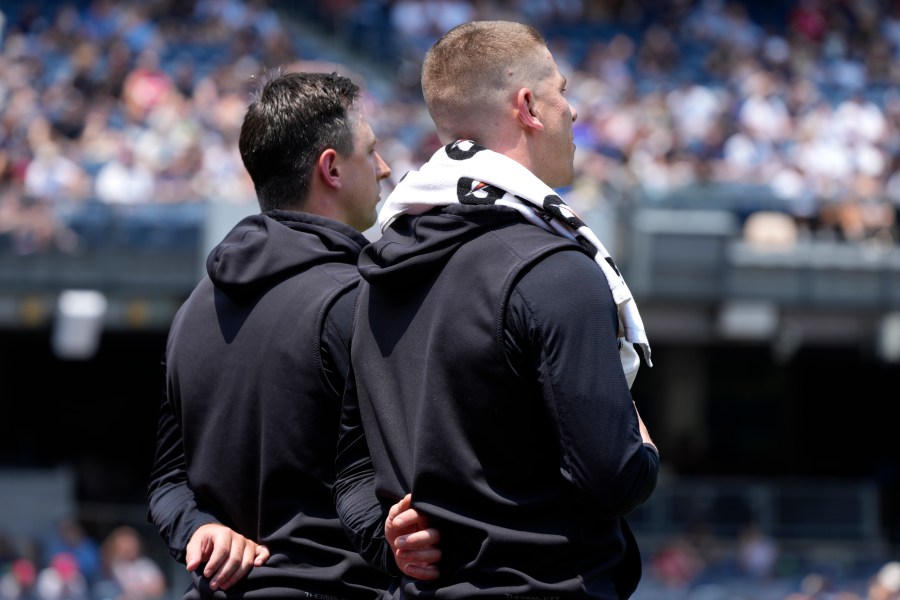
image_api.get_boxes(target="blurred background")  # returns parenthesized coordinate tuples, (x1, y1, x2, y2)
(1, 0, 899, 598)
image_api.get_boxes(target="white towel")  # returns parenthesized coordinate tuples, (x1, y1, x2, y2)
(380, 140, 652, 383)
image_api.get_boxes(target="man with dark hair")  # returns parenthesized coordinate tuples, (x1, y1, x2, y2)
(335, 21, 658, 599)
(148, 69, 439, 600)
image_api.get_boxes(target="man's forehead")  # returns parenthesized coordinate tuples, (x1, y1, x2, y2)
(350, 109, 376, 142)
(531, 46, 563, 82)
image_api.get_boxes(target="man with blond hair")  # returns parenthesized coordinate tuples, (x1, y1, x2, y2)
(335, 21, 659, 599)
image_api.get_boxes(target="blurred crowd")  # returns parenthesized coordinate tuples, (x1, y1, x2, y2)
(639, 519, 900, 599)
(311, 0, 900, 248)
(0, 0, 279, 255)
(1, 516, 898, 600)
(0, 520, 165, 600)
(2, 0, 900, 257)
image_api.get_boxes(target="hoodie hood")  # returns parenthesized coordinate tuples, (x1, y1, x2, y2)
(359, 204, 523, 287)
(207, 210, 370, 301)
(365, 140, 652, 366)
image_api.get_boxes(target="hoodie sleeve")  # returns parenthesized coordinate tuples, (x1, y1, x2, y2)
(328, 288, 401, 577)
(332, 366, 401, 576)
(505, 249, 659, 519)
(147, 354, 220, 563)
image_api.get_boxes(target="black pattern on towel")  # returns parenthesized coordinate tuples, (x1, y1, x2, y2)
(379, 140, 652, 383)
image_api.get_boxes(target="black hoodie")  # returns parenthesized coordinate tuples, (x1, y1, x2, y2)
(149, 210, 392, 599)
(335, 204, 659, 599)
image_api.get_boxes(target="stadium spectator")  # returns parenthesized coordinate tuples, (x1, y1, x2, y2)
(39, 520, 100, 589)
(868, 561, 900, 600)
(94, 139, 155, 205)
(0, 558, 39, 600)
(35, 553, 88, 600)
(735, 521, 780, 580)
(94, 526, 166, 600)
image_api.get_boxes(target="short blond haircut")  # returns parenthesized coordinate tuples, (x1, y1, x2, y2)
(421, 21, 547, 140)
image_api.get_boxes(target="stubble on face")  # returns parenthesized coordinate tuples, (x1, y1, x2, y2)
(531, 50, 576, 189)
(346, 110, 389, 232)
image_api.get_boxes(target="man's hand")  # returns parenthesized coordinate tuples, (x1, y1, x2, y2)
(386, 494, 441, 581)
(185, 523, 270, 591)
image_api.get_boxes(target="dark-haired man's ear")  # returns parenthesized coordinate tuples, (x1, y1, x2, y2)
(517, 88, 543, 131)
(317, 148, 341, 189)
